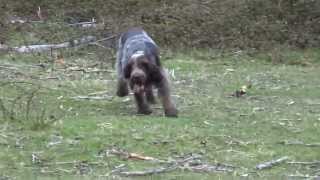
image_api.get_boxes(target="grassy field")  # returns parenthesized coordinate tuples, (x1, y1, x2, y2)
(0, 48, 320, 179)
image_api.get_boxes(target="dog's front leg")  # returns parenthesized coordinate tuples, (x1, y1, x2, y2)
(134, 92, 152, 115)
(157, 70, 178, 117)
(116, 77, 129, 97)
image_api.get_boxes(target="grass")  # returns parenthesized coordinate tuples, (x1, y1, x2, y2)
(1, 48, 320, 179)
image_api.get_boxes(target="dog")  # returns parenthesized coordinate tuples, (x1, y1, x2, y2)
(116, 27, 178, 117)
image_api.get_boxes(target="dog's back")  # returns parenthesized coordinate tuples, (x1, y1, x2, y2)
(117, 28, 160, 73)
(120, 27, 145, 45)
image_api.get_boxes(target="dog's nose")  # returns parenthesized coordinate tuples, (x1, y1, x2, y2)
(133, 85, 144, 94)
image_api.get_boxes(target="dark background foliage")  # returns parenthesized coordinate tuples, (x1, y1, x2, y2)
(1, 0, 319, 49)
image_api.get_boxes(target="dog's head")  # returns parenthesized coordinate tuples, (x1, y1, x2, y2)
(124, 51, 162, 94)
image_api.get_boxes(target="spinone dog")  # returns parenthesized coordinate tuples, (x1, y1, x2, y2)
(116, 28, 178, 117)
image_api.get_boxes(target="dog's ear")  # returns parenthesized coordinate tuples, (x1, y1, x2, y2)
(124, 62, 133, 79)
(145, 62, 162, 83)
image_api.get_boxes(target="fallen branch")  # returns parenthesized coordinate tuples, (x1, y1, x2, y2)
(7, 15, 99, 29)
(0, 36, 96, 53)
(256, 156, 289, 170)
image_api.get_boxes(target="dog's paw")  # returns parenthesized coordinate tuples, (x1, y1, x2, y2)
(116, 89, 129, 97)
(147, 97, 157, 104)
(137, 107, 152, 115)
(165, 108, 178, 117)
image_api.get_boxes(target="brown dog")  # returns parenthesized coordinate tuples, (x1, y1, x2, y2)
(116, 28, 178, 117)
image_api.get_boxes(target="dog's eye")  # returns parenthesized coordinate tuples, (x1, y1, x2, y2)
(142, 62, 149, 68)
(138, 59, 148, 67)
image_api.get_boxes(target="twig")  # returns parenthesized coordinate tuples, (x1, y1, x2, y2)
(39, 167, 73, 174)
(119, 165, 177, 177)
(67, 67, 113, 73)
(68, 22, 97, 28)
(0, 65, 19, 71)
(43, 161, 77, 166)
(55, 168, 73, 174)
(279, 140, 320, 147)
(107, 148, 167, 163)
(287, 174, 319, 178)
(256, 156, 289, 170)
(110, 164, 127, 174)
(111, 151, 234, 177)
(68, 21, 96, 26)
(88, 91, 109, 96)
(39, 77, 60, 80)
(89, 42, 107, 49)
(0, 63, 45, 69)
(0, 133, 8, 138)
(175, 154, 202, 164)
(182, 162, 235, 173)
(88, 35, 118, 49)
(99, 164, 127, 177)
(287, 161, 320, 165)
(7, 15, 99, 30)
(43, 161, 103, 166)
(94, 35, 118, 43)
(71, 95, 113, 101)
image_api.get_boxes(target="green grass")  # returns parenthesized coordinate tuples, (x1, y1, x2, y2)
(1, 49, 320, 179)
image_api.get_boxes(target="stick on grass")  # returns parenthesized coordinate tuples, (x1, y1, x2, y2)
(256, 156, 289, 170)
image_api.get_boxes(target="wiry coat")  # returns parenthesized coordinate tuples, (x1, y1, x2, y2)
(115, 28, 178, 117)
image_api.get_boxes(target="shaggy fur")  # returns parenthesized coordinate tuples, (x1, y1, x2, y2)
(116, 28, 178, 117)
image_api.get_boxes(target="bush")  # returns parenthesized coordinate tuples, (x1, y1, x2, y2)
(2, 0, 320, 49)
